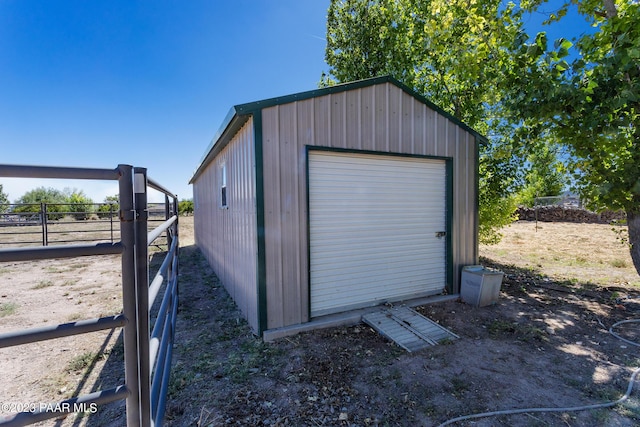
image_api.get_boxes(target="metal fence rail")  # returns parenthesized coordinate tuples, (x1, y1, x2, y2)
(0, 202, 169, 247)
(0, 163, 178, 427)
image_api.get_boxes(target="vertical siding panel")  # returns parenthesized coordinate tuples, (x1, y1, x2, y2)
(431, 107, 439, 156)
(374, 84, 386, 152)
(248, 127, 258, 329)
(443, 119, 449, 157)
(449, 121, 458, 158)
(278, 102, 301, 326)
(213, 157, 219, 272)
(234, 145, 241, 308)
(202, 164, 212, 274)
(387, 85, 403, 153)
(357, 89, 363, 149)
(388, 86, 401, 153)
(343, 92, 349, 149)
(385, 84, 391, 151)
(457, 129, 465, 289)
(218, 152, 228, 296)
(329, 92, 347, 148)
(314, 96, 329, 147)
(461, 131, 470, 271)
(360, 86, 375, 151)
(264, 101, 315, 329)
(241, 133, 249, 313)
(436, 112, 447, 157)
(421, 105, 428, 155)
(346, 89, 360, 149)
(452, 125, 461, 289)
(413, 99, 424, 156)
(243, 129, 257, 329)
(297, 100, 313, 323)
(263, 108, 284, 328)
(426, 107, 436, 155)
(248, 125, 258, 330)
(400, 92, 414, 154)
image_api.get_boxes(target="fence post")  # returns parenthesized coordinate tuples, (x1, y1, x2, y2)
(164, 195, 173, 286)
(173, 195, 179, 304)
(110, 204, 114, 244)
(164, 195, 171, 247)
(118, 165, 142, 426)
(134, 167, 151, 427)
(40, 203, 48, 246)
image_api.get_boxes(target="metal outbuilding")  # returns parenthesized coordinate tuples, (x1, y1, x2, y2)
(189, 76, 480, 337)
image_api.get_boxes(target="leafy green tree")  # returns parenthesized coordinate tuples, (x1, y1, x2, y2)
(14, 187, 67, 219)
(322, 0, 529, 243)
(178, 199, 194, 216)
(64, 189, 94, 220)
(516, 144, 568, 207)
(509, 0, 640, 274)
(97, 195, 119, 218)
(0, 184, 8, 213)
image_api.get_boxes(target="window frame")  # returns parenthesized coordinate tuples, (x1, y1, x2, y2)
(220, 162, 228, 209)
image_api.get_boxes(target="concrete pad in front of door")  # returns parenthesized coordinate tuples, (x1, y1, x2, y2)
(362, 306, 459, 352)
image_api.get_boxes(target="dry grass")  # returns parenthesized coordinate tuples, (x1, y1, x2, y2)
(480, 220, 640, 288)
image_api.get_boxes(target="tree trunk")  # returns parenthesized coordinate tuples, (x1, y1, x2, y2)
(603, 0, 618, 19)
(627, 209, 640, 277)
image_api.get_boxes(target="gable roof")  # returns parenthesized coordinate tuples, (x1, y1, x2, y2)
(190, 75, 485, 183)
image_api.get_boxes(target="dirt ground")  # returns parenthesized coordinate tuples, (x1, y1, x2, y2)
(0, 251, 124, 426)
(2, 218, 640, 426)
(162, 219, 640, 427)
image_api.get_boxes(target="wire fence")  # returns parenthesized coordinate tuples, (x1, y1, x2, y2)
(0, 203, 170, 247)
(534, 195, 582, 208)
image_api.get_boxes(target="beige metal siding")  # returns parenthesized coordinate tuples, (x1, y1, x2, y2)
(261, 82, 478, 329)
(309, 151, 447, 316)
(193, 118, 259, 332)
(262, 105, 309, 329)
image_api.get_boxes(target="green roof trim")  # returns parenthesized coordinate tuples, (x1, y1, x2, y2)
(190, 75, 487, 183)
(189, 107, 250, 183)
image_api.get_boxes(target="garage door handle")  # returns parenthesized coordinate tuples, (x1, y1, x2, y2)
(436, 231, 446, 238)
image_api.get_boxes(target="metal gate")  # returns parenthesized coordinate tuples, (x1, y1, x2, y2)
(0, 164, 179, 427)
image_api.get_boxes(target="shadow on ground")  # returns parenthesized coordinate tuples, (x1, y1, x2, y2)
(67, 249, 171, 427)
(159, 247, 640, 426)
(68, 246, 640, 426)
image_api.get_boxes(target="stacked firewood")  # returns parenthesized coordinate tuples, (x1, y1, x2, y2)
(516, 206, 626, 224)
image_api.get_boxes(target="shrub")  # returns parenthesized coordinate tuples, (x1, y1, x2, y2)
(65, 191, 94, 220)
(178, 199, 194, 216)
(13, 187, 67, 220)
(97, 195, 119, 219)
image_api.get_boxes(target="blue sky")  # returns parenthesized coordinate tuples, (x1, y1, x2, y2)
(0, 1, 592, 203)
(0, 0, 330, 202)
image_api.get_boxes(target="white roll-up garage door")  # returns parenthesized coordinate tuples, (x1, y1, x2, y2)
(309, 151, 447, 317)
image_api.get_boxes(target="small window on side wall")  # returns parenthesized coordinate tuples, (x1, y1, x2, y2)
(220, 162, 228, 209)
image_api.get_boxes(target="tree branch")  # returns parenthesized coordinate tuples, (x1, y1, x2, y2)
(602, 0, 617, 19)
